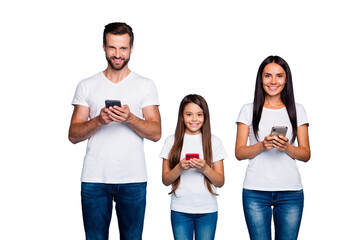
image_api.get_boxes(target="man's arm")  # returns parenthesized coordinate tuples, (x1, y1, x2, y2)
(68, 105, 111, 144)
(108, 104, 161, 142)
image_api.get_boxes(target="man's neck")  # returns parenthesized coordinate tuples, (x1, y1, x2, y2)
(103, 66, 131, 84)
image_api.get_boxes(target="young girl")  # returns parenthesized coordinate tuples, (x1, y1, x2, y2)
(160, 94, 226, 240)
(235, 56, 311, 240)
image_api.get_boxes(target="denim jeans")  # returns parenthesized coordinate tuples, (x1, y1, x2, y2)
(243, 189, 304, 240)
(81, 182, 147, 240)
(171, 210, 218, 240)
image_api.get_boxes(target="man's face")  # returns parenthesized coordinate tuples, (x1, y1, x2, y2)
(103, 33, 133, 71)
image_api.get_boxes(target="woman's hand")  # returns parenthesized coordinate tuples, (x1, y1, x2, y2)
(272, 135, 289, 151)
(263, 134, 289, 151)
(263, 135, 276, 150)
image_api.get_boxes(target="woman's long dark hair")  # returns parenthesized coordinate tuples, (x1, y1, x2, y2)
(252, 56, 297, 144)
(168, 94, 216, 195)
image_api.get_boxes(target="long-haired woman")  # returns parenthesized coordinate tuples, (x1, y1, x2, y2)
(161, 94, 226, 240)
(235, 56, 311, 240)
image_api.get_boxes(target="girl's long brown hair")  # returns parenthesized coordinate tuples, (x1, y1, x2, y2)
(168, 94, 216, 196)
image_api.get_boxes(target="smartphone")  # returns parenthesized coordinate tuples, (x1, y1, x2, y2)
(105, 100, 121, 108)
(271, 126, 288, 136)
(185, 153, 199, 160)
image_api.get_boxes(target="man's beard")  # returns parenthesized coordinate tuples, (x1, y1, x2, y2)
(106, 56, 130, 71)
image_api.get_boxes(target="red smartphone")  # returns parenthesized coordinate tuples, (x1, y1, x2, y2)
(185, 153, 199, 160)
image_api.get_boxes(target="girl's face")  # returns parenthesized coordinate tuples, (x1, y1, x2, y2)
(183, 103, 204, 135)
(262, 63, 287, 97)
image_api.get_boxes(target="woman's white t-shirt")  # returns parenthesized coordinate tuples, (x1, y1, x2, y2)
(160, 133, 226, 214)
(236, 103, 309, 191)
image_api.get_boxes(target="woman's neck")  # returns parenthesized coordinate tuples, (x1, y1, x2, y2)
(263, 95, 285, 109)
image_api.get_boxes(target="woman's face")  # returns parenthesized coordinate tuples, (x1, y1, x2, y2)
(262, 63, 287, 97)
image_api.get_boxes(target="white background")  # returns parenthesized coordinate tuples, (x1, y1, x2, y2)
(1, 0, 359, 239)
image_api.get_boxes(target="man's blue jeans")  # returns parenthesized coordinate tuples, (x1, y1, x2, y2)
(81, 182, 147, 240)
(243, 189, 304, 240)
(171, 210, 218, 240)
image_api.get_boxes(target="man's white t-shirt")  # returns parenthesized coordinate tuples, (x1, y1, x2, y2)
(236, 103, 309, 191)
(160, 133, 227, 214)
(72, 71, 159, 183)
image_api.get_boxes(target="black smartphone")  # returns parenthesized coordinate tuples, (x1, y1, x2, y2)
(271, 126, 288, 136)
(105, 100, 122, 108)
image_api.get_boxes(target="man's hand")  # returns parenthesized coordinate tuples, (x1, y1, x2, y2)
(106, 105, 131, 123)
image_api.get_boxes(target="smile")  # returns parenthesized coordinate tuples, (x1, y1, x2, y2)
(267, 86, 279, 91)
(112, 58, 124, 64)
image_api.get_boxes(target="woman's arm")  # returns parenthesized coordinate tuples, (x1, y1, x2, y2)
(235, 123, 267, 160)
(273, 124, 311, 162)
(162, 158, 190, 186)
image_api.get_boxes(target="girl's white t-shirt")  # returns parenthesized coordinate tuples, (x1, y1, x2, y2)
(236, 103, 309, 191)
(160, 133, 226, 214)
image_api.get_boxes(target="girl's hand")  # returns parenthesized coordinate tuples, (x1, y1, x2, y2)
(188, 158, 208, 172)
(179, 158, 191, 171)
(272, 135, 289, 151)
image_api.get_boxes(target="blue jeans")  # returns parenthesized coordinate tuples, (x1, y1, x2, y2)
(171, 210, 218, 240)
(81, 182, 147, 240)
(243, 189, 304, 240)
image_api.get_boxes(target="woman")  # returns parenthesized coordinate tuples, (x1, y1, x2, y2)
(235, 56, 310, 240)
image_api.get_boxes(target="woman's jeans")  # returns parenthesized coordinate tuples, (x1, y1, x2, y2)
(81, 182, 147, 240)
(171, 210, 218, 240)
(243, 189, 304, 240)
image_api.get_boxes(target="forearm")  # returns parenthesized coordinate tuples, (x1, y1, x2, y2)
(126, 113, 161, 142)
(162, 164, 183, 186)
(68, 116, 102, 144)
(235, 142, 265, 160)
(285, 144, 311, 162)
(202, 166, 224, 187)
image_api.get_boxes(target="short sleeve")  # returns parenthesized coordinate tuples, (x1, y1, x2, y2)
(211, 136, 227, 163)
(236, 103, 253, 126)
(296, 104, 309, 127)
(159, 135, 175, 159)
(71, 80, 89, 107)
(142, 79, 160, 108)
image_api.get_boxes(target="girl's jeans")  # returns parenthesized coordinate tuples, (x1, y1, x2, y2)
(171, 210, 218, 240)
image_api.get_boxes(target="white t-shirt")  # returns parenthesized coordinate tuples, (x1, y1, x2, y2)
(72, 71, 159, 183)
(236, 103, 309, 191)
(160, 133, 227, 214)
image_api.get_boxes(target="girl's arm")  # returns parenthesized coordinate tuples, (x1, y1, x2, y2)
(162, 158, 190, 186)
(189, 159, 225, 188)
(273, 124, 311, 162)
(235, 123, 268, 160)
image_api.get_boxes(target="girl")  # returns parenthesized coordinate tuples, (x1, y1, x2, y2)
(160, 94, 226, 240)
(235, 56, 311, 240)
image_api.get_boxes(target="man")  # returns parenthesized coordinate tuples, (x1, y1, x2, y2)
(69, 22, 161, 240)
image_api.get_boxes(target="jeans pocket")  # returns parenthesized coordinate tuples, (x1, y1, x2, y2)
(289, 189, 304, 196)
(243, 188, 258, 193)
